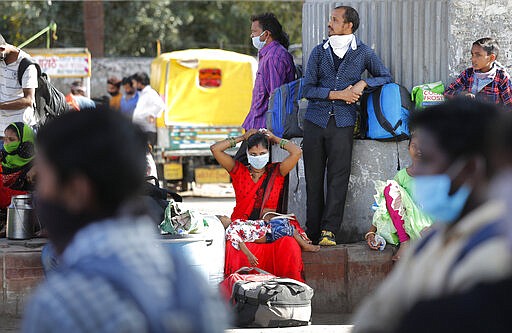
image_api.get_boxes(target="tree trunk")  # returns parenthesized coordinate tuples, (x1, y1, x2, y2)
(83, 0, 104, 57)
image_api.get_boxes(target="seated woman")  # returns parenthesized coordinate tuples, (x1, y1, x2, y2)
(0, 122, 36, 208)
(365, 133, 433, 260)
(211, 129, 311, 281)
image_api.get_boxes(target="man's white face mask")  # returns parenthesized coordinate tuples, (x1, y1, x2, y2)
(0, 50, 6, 61)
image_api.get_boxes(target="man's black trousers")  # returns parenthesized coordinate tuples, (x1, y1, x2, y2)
(303, 118, 354, 243)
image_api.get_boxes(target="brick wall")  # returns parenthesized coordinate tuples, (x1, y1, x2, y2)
(0, 240, 46, 317)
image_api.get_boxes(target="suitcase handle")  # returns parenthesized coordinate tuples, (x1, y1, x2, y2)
(234, 266, 273, 276)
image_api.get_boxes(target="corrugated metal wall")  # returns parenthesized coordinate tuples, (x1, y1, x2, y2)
(302, 0, 450, 90)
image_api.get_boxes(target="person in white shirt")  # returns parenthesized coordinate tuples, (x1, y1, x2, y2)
(131, 72, 165, 147)
(0, 34, 38, 136)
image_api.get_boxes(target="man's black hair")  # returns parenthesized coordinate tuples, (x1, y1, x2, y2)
(132, 72, 150, 86)
(487, 112, 512, 175)
(473, 37, 500, 59)
(0, 34, 6, 46)
(334, 5, 360, 33)
(37, 110, 147, 215)
(247, 132, 269, 150)
(409, 98, 499, 162)
(251, 13, 290, 49)
(122, 76, 133, 86)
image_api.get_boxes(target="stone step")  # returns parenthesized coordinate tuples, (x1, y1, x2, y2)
(303, 242, 394, 313)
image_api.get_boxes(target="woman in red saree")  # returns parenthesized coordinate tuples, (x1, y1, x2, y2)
(211, 129, 309, 282)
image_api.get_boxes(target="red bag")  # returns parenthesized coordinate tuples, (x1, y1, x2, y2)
(220, 267, 276, 301)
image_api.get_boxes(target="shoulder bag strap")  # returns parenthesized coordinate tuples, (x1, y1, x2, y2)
(259, 163, 280, 218)
(17, 58, 41, 86)
(371, 85, 399, 137)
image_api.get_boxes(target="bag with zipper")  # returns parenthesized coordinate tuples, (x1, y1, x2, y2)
(17, 58, 70, 127)
(359, 83, 411, 141)
(266, 78, 306, 139)
(226, 267, 314, 328)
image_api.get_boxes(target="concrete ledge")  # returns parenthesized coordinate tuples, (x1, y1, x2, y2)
(0, 239, 393, 321)
(303, 242, 394, 313)
(0, 239, 47, 317)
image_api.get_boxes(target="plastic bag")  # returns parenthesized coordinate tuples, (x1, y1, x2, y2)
(411, 81, 445, 110)
(159, 201, 208, 235)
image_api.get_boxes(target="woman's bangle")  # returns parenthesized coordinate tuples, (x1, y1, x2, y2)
(279, 139, 289, 149)
(227, 137, 237, 148)
(364, 231, 376, 240)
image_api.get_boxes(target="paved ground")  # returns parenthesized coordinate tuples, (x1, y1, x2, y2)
(180, 196, 236, 216)
(227, 326, 353, 333)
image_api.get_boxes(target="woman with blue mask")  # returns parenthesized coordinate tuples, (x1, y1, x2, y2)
(354, 99, 512, 333)
(211, 129, 312, 281)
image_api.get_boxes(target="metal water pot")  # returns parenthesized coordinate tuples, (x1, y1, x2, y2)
(6, 194, 35, 240)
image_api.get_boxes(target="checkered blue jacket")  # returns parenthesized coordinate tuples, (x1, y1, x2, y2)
(22, 216, 228, 333)
(303, 37, 392, 128)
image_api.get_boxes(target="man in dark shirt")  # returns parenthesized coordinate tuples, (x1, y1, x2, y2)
(303, 6, 392, 245)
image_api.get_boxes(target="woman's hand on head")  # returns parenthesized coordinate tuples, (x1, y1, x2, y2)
(260, 129, 278, 143)
(243, 129, 258, 141)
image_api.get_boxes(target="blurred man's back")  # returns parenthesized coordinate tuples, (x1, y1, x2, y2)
(22, 110, 228, 333)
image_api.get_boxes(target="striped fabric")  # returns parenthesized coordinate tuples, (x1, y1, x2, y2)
(242, 41, 295, 130)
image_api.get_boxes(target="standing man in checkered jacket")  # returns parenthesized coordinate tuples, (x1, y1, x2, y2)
(302, 5, 392, 246)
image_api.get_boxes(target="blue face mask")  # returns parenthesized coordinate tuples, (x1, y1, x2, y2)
(252, 31, 267, 50)
(247, 152, 269, 170)
(413, 171, 471, 225)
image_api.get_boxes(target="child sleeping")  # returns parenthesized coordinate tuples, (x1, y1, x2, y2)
(222, 213, 320, 267)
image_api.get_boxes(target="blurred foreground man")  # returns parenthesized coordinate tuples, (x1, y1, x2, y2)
(22, 111, 228, 333)
(353, 99, 512, 333)
(393, 112, 512, 333)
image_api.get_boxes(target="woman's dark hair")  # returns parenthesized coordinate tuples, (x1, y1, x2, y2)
(409, 98, 499, 162)
(334, 5, 360, 33)
(132, 72, 150, 86)
(251, 13, 290, 49)
(37, 110, 147, 214)
(473, 37, 500, 58)
(247, 132, 269, 150)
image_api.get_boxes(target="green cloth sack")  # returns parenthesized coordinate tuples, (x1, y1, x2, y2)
(411, 81, 445, 110)
(160, 201, 209, 235)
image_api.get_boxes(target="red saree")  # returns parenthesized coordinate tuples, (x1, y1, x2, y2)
(225, 161, 304, 282)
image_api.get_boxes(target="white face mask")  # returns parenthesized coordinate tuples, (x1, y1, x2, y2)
(0, 51, 6, 61)
(247, 152, 269, 170)
(328, 34, 357, 59)
(252, 31, 267, 50)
